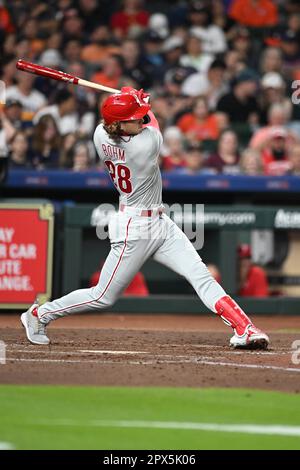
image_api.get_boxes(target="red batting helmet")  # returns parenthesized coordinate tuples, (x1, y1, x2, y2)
(101, 93, 150, 125)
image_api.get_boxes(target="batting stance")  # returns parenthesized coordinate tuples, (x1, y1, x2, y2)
(21, 87, 269, 349)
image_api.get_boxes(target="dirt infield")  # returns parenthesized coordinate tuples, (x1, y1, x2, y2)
(1, 313, 300, 392)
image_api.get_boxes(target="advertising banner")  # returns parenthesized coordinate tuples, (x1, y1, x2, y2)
(0, 203, 54, 309)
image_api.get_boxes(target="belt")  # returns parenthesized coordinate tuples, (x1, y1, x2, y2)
(119, 204, 164, 217)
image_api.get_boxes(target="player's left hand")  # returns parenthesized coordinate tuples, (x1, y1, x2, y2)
(121, 87, 150, 104)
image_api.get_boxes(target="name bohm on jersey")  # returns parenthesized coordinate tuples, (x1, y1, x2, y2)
(101, 144, 126, 162)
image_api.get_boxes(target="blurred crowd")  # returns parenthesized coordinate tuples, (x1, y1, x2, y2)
(1, 0, 300, 176)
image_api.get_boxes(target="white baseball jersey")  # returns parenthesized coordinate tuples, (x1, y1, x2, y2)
(93, 124, 163, 208)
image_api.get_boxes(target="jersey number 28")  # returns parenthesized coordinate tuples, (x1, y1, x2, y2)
(104, 161, 132, 194)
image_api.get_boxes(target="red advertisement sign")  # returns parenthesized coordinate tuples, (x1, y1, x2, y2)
(0, 204, 54, 309)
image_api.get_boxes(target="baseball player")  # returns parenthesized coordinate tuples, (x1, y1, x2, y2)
(21, 87, 269, 349)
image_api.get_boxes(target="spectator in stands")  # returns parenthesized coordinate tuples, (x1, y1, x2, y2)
(6, 71, 47, 117)
(280, 30, 300, 80)
(179, 142, 211, 175)
(91, 55, 124, 91)
(47, 31, 63, 52)
(35, 49, 64, 100)
(239, 148, 263, 175)
(59, 132, 77, 169)
(229, 26, 256, 69)
(250, 103, 296, 150)
(33, 89, 77, 136)
(2, 33, 16, 56)
(179, 33, 214, 73)
(238, 244, 269, 297)
(258, 72, 291, 125)
(161, 36, 185, 76)
(187, 1, 227, 54)
(229, 0, 278, 28)
(119, 39, 150, 89)
(205, 129, 240, 174)
(77, 0, 108, 32)
(61, 7, 84, 43)
(110, 0, 149, 40)
(177, 96, 225, 143)
(161, 126, 186, 172)
(70, 141, 92, 172)
(224, 49, 247, 82)
(0, 105, 16, 159)
(161, 68, 195, 125)
(1, 54, 16, 88)
(261, 127, 292, 176)
(148, 12, 169, 39)
(31, 114, 61, 169)
(15, 37, 32, 61)
(8, 131, 31, 169)
(217, 69, 259, 125)
(181, 58, 228, 110)
(0, 1, 15, 35)
(3, 99, 30, 133)
(142, 30, 164, 70)
(288, 143, 300, 175)
(23, 17, 45, 57)
(81, 26, 120, 67)
(259, 47, 283, 75)
(64, 39, 83, 66)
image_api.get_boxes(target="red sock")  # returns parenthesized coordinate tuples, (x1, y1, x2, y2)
(32, 307, 38, 317)
(215, 295, 252, 335)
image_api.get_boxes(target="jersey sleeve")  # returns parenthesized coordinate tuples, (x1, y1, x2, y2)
(93, 124, 103, 161)
(143, 111, 160, 130)
(144, 125, 163, 157)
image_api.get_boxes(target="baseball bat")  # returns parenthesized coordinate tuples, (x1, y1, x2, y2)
(16, 59, 121, 94)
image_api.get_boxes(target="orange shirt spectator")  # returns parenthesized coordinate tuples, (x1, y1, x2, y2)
(90, 71, 121, 91)
(81, 44, 121, 65)
(177, 113, 219, 140)
(90, 56, 123, 91)
(229, 0, 278, 28)
(177, 96, 220, 141)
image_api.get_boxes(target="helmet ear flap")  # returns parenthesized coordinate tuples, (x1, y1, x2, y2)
(143, 114, 151, 124)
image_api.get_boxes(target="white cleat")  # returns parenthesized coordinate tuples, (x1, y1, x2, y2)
(230, 324, 269, 350)
(21, 304, 50, 345)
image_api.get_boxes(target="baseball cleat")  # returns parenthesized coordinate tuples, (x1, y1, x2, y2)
(230, 324, 269, 350)
(21, 304, 50, 345)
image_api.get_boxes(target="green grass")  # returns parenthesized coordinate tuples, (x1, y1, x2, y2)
(0, 386, 300, 450)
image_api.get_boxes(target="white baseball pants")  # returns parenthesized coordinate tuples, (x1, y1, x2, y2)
(38, 211, 226, 324)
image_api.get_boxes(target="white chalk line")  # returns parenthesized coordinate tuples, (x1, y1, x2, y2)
(7, 347, 286, 357)
(33, 419, 300, 437)
(5, 357, 300, 373)
(0, 441, 14, 450)
(7, 349, 149, 356)
(79, 350, 148, 355)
